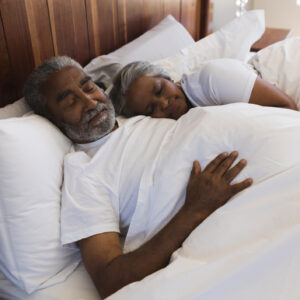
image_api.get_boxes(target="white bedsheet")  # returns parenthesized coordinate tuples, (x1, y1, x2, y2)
(0, 263, 100, 300)
(108, 104, 300, 299)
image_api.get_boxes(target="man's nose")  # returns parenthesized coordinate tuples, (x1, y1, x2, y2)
(80, 91, 98, 111)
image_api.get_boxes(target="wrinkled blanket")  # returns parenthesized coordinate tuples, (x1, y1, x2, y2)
(110, 104, 300, 300)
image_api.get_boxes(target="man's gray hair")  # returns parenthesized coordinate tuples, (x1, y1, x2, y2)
(110, 61, 170, 117)
(24, 56, 83, 117)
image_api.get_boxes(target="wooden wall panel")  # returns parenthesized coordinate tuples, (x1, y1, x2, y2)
(86, 0, 119, 58)
(47, 0, 90, 66)
(0, 14, 16, 107)
(116, 0, 128, 45)
(0, 0, 35, 100)
(119, 0, 144, 43)
(0, 0, 53, 104)
(163, 0, 181, 21)
(119, 0, 182, 45)
(24, 0, 54, 66)
(0, 0, 204, 107)
(181, 0, 201, 40)
(142, 0, 165, 29)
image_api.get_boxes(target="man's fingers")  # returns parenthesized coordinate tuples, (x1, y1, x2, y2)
(214, 151, 238, 175)
(205, 152, 229, 173)
(192, 160, 201, 175)
(224, 158, 247, 182)
(230, 178, 253, 195)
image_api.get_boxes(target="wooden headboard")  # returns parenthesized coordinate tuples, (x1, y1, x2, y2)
(0, 0, 209, 108)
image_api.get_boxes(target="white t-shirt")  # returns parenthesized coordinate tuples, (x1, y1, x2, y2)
(61, 116, 175, 245)
(181, 58, 257, 107)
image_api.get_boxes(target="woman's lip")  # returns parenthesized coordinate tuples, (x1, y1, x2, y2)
(168, 101, 178, 117)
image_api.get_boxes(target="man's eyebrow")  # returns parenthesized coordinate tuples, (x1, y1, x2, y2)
(56, 89, 72, 103)
(80, 76, 92, 86)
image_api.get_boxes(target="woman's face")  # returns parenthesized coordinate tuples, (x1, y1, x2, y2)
(125, 76, 189, 120)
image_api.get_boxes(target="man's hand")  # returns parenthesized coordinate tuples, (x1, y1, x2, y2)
(79, 151, 252, 298)
(184, 151, 252, 219)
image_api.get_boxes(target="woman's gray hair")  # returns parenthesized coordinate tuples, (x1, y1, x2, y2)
(24, 56, 83, 118)
(110, 61, 170, 117)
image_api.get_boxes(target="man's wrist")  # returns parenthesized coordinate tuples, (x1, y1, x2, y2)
(180, 204, 210, 227)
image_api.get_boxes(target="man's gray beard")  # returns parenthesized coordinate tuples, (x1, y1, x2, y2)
(57, 101, 116, 143)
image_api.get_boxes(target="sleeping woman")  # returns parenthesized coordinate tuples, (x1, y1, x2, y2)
(110, 58, 298, 120)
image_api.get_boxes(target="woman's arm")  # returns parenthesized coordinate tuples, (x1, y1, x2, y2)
(249, 77, 298, 110)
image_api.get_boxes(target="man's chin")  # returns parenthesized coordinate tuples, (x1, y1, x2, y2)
(63, 119, 116, 144)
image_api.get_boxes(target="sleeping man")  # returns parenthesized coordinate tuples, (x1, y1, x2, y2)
(24, 56, 300, 299)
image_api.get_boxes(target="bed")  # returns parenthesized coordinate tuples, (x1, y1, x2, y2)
(1, 1, 300, 299)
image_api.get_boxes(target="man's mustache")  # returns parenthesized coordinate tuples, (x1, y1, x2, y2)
(82, 102, 108, 124)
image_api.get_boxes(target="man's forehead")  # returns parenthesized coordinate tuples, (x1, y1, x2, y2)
(50, 66, 85, 84)
(43, 66, 86, 96)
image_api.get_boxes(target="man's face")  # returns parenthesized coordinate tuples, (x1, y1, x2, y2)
(43, 66, 116, 143)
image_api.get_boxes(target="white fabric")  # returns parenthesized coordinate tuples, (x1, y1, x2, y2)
(0, 98, 31, 119)
(61, 116, 175, 245)
(0, 263, 100, 300)
(248, 37, 300, 109)
(181, 59, 257, 107)
(84, 15, 195, 87)
(154, 10, 265, 82)
(0, 115, 80, 294)
(108, 104, 300, 299)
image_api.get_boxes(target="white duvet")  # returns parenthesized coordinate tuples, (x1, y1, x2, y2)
(109, 104, 300, 300)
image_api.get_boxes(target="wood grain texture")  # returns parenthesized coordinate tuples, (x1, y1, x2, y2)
(121, 0, 144, 43)
(181, 0, 201, 40)
(24, 0, 54, 66)
(0, 13, 17, 107)
(0, 0, 204, 107)
(0, 0, 35, 100)
(86, 0, 119, 58)
(47, 0, 90, 66)
(163, 0, 181, 21)
(142, 0, 164, 29)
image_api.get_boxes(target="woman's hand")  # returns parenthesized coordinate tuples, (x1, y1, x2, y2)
(184, 151, 252, 219)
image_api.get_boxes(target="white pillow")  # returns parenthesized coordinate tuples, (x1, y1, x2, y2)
(248, 37, 300, 109)
(84, 15, 195, 88)
(0, 114, 80, 294)
(0, 98, 31, 119)
(153, 10, 265, 82)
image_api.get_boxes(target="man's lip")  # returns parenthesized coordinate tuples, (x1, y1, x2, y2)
(88, 109, 107, 126)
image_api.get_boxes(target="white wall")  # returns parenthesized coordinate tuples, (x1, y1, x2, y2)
(211, 0, 236, 31)
(252, 0, 300, 36)
(211, 0, 254, 31)
(211, 0, 300, 37)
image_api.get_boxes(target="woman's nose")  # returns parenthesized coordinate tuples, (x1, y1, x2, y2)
(155, 97, 169, 110)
